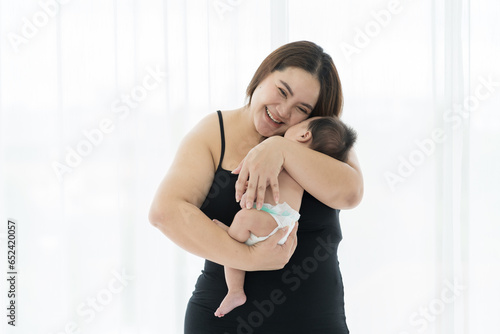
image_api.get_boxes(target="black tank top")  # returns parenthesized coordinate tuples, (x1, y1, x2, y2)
(184, 110, 349, 334)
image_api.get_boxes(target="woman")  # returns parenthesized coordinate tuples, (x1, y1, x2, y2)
(149, 41, 363, 333)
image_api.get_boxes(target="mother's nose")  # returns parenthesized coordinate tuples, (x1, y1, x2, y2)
(276, 103, 292, 119)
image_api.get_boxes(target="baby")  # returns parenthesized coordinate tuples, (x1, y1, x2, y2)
(214, 115, 357, 317)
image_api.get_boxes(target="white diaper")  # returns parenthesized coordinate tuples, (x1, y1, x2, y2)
(244, 202, 300, 246)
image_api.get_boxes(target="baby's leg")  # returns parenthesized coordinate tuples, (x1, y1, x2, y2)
(228, 208, 278, 242)
(212, 217, 247, 317)
(214, 267, 247, 317)
(212, 210, 276, 317)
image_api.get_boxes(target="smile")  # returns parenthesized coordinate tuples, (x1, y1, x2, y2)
(266, 107, 283, 124)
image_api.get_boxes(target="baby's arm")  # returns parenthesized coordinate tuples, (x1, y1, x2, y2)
(271, 170, 303, 212)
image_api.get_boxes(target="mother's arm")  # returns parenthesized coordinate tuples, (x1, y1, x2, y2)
(148, 114, 297, 271)
(234, 136, 363, 210)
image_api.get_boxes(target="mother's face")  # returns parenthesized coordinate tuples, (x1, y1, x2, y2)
(250, 67, 321, 137)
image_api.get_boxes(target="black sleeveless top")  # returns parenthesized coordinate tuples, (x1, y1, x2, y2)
(184, 111, 349, 334)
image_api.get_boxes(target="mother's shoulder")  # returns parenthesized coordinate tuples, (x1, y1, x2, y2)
(194, 109, 238, 130)
(190, 111, 221, 137)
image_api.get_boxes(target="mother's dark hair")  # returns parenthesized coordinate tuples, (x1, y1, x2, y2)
(246, 41, 343, 117)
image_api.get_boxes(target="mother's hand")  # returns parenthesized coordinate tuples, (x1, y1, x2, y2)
(232, 136, 284, 210)
(248, 222, 298, 271)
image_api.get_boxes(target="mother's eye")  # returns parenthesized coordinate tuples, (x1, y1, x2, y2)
(278, 87, 287, 98)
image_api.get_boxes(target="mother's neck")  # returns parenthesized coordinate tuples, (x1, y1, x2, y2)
(236, 105, 267, 144)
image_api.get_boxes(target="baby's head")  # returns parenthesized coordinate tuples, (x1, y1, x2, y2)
(284, 116, 357, 162)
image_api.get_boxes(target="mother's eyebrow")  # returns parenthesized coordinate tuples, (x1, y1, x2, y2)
(301, 102, 314, 111)
(280, 80, 294, 96)
(280, 80, 314, 111)
(280, 80, 293, 96)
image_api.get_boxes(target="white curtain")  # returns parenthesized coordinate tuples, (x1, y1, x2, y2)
(0, 0, 498, 333)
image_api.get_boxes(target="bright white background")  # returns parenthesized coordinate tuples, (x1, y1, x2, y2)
(1, 0, 499, 333)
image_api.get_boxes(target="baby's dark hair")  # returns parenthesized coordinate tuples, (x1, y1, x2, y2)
(307, 116, 357, 162)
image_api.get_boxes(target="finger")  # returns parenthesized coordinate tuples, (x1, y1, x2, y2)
(244, 174, 259, 209)
(231, 160, 243, 175)
(283, 222, 299, 252)
(266, 225, 289, 245)
(235, 165, 249, 203)
(255, 178, 267, 210)
(270, 176, 280, 204)
(213, 219, 229, 231)
(240, 192, 247, 209)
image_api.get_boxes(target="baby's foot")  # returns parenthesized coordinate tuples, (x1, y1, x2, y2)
(214, 290, 247, 317)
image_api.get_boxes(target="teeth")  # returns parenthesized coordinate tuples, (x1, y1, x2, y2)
(266, 107, 281, 124)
